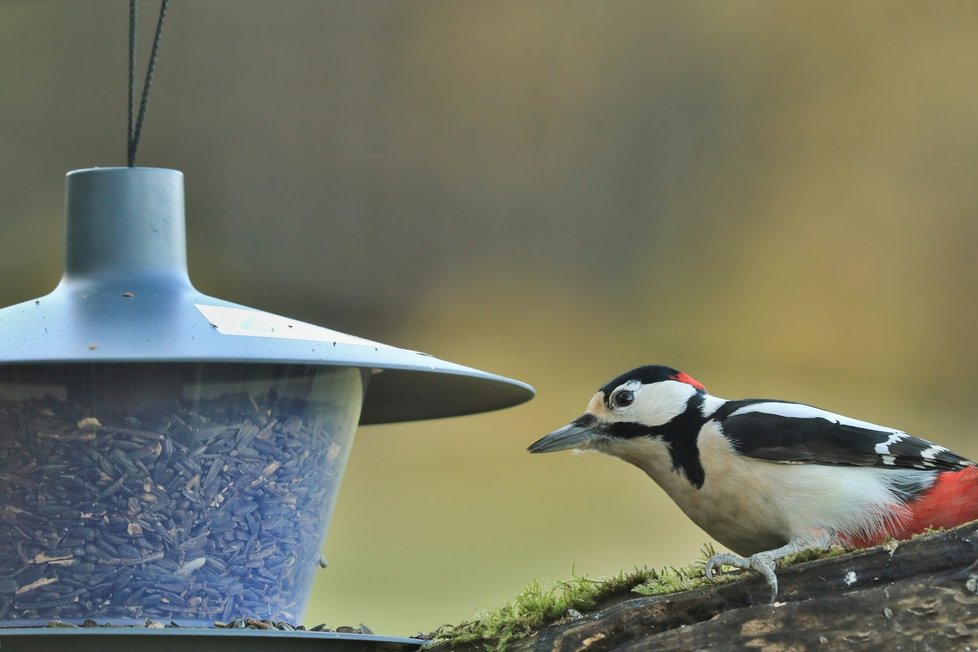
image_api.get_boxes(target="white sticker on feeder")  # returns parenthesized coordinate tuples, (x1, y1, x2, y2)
(195, 304, 395, 348)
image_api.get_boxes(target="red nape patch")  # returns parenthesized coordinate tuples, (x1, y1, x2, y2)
(845, 466, 978, 548)
(672, 372, 706, 392)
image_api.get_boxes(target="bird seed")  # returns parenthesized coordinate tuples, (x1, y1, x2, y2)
(0, 391, 350, 624)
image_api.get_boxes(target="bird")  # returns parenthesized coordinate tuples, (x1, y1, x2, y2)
(527, 364, 978, 600)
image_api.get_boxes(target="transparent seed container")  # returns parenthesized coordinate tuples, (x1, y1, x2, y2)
(0, 167, 533, 630)
(0, 363, 363, 625)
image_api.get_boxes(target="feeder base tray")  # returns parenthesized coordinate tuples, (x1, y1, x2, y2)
(0, 627, 422, 651)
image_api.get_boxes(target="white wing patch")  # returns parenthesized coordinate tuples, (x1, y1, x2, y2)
(920, 444, 949, 460)
(874, 433, 909, 462)
(728, 401, 898, 433)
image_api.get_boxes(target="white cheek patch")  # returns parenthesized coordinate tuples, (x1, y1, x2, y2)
(628, 381, 698, 427)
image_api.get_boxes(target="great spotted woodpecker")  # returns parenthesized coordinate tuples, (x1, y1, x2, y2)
(528, 365, 978, 600)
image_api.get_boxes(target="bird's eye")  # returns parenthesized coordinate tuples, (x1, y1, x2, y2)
(611, 389, 634, 408)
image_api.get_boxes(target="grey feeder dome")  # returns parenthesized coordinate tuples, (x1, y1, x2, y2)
(0, 167, 533, 627)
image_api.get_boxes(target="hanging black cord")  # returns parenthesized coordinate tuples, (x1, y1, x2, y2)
(127, 0, 170, 167)
(127, 0, 136, 166)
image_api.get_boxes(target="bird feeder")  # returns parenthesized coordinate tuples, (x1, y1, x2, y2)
(0, 167, 533, 637)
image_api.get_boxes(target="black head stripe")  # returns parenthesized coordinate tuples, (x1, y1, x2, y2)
(663, 392, 707, 488)
(603, 392, 707, 488)
(605, 421, 658, 439)
(599, 365, 684, 397)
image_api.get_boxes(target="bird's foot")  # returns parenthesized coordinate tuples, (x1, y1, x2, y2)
(705, 551, 779, 601)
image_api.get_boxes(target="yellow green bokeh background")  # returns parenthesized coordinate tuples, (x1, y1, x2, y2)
(3, 0, 978, 636)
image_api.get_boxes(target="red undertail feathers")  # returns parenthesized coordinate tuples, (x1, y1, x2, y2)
(848, 466, 978, 548)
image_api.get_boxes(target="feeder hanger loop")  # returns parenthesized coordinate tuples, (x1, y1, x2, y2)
(127, 0, 170, 167)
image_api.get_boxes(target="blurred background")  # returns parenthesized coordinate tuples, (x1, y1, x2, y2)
(3, 0, 978, 636)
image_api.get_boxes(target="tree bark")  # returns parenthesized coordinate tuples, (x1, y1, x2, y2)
(434, 524, 978, 651)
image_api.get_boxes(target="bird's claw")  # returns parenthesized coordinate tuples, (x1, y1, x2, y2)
(705, 552, 779, 602)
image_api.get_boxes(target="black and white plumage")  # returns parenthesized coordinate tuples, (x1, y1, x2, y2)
(528, 365, 978, 600)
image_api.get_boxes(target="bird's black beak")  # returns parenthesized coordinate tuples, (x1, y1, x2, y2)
(528, 414, 599, 453)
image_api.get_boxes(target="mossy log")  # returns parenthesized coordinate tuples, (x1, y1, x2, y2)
(431, 524, 978, 651)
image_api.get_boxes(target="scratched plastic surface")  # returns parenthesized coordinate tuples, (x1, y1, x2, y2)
(0, 363, 361, 626)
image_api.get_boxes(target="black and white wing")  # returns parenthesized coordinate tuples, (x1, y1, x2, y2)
(712, 399, 974, 471)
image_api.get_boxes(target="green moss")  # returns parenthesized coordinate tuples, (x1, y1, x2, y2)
(425, 542, 876, 649)
(632, 544, 734, 597)
(779, 542, 852, 566)
(426, 546, 740, 650)
(909, 525, 945, 540)
(426, 566, 654, 650)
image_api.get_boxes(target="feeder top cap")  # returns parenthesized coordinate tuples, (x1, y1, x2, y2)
(0, 167, 533, 424)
